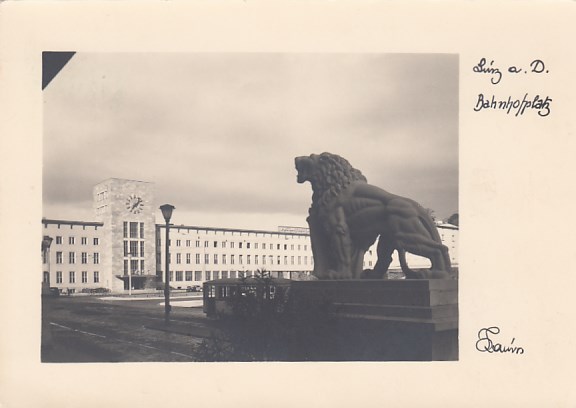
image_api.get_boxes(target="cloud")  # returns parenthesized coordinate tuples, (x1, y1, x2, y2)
(43, 53, 458, 226)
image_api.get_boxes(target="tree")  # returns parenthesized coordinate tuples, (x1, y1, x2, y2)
(446, 213, 459, 226)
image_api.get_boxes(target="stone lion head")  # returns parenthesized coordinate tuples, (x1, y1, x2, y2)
(295, 152, 367, 210)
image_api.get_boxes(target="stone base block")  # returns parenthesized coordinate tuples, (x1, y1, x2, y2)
(290, 279, 458, 361)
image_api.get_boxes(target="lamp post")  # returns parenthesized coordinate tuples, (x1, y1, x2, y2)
(128, 251, 132, 296)
(160, 204, 175, 322)
(41, 235, 53, 352)
(41, 236, 53, 294)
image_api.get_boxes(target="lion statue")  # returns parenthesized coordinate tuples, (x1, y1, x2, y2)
(295, 152, 451, 280)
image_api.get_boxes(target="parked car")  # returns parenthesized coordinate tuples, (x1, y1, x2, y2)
(186, 285, 203, 292)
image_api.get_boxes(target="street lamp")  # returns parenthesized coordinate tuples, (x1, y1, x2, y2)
(128, 251, 132, 296)
(160, 204, 175, 322)
(41, 236, 54, 293)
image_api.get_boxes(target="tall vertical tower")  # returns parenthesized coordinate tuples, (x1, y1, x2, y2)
(93, 178, 156, 292)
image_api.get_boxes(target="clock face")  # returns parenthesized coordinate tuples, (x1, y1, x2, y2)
(125, 194, 144, 214)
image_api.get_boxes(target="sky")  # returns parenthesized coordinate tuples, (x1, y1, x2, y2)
(43, 53, 458, 231)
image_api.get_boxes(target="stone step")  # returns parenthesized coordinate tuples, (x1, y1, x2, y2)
(334, 302, 458, 320)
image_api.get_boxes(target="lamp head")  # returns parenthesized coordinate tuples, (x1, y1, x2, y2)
(159, 204, 175, 223)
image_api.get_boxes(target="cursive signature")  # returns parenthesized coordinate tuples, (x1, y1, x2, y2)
(475, 326, 525, 355)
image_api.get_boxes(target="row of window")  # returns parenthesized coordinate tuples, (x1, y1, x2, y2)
(124, 222, 145, 239)
(53, 252, 100, 264)
(50, 271, 100, 284)
(123, 259, 147, 275)
(123, 240, 145, 258)
(164, 239, 309, 252)
(44, 224, 99, 231)
(159, 253, 313, 266)
(54, 236, 100, 245)
(165, 270, 299, 282)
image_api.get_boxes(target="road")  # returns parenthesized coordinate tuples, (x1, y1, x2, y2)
(42, 294, 217, 362)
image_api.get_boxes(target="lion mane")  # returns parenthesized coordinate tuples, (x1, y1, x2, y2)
(307, 153, 367, 214)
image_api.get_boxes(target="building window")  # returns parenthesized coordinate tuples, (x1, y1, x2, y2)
(231, 254, 235, 264)
(284, 256, 288, 265)
(123, 222, 128, 238)
(140, 260, 145, 273)
(247, 255, 251, 264)
(277, 256, 281, 265)
(130, 241, 138, 257)
(169, 271, 174, 281)
(69, 271, 75, 283)
(81, 237, 87, 245)
(277, 244, 281, 250)
(93, 253, 99, 264)
(194, 271, 202, 281)
(262, 255, 266, 265)
(222, 271, 228, 279)
(176, 239, 181, 247)
(204, 241, 209, 248)
(298, 256, 301, 265)
(69, 252, 76, 264)
(176, 271, 183, 281)
(56, 271, 62, 283)
(81, 252, 88, 264)
(195, 240, 200, 248)
(239, 242, 243, 249)
(140, 241, 144, 257)
(56, 236, 62, 245)
(255, 243, 259, 249)
(231, 242, 235, 249)
(124, 241, 129, 256)
(176, 253, 181, 264)
(246, 242, 250, 249)
(255, 255, 259, 264)
(213, 241, 218, 248)
(140, 222, 144, 239)
(82, 271, 88, 283)
(239, 255, 243, 264)
(263, 243, 266, 250)
(56, 252, 63, 264)
(129, 222, 138, 238)
(94, 271, 99, 283)
(213, 271, 220, 280)
(186, 253, 191, 264)
(291, 256, 294, 265)
(205, 271, 211, 281)
(304, 256, 307, 265)
(222, 254, 227, 264)
(69, 236, 75, 245)
(195, 254, 200, 264)
(185, 271, 193, 281)
(204, 254, 209, 264)
(214, 254, 218, 264)
(186, 240, 191, 247)
(230, 271, 237, 279)
(222, 241, 227, 249)
(284, 244, 287, 250)
(304, 245, 308, 251)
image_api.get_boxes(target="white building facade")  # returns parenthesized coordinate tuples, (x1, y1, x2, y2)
(42, 178, 459, 293)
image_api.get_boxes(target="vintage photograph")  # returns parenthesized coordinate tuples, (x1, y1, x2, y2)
(41, 52, 459, 362)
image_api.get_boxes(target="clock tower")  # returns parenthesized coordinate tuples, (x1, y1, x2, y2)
(93, 178, 156, 292)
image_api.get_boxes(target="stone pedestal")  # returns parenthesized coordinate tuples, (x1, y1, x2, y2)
(290, 279, 458, 361)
